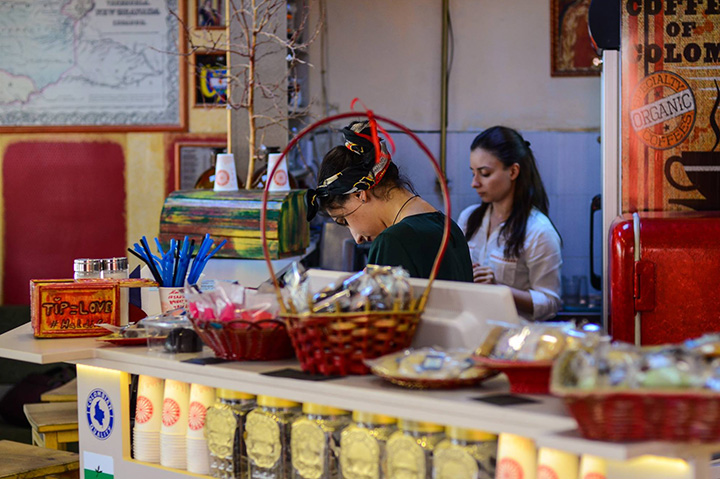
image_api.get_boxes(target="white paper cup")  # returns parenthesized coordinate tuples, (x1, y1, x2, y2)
(161, 432, 187, 469)
(187, 384, 215, 439)
(162, 379, 190, 436)
(135, 375, 164, 432)
(159, 287, 188, 313)
(496, 433, 537, 479)
(186, 436, 211, 474)
(133, 429, 160, 463)
(578, 454, 607, 479)
(268, 152, 290, 192)
(213, 153, 240, 191)
(537, 447, 579, 479)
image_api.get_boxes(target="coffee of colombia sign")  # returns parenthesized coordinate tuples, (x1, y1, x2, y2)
(621, 0, 720, 212)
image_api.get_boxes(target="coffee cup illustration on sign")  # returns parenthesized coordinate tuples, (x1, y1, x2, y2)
(665, 151, 720, 210)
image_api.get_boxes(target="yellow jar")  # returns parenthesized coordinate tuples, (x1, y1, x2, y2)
(246, 396, 302, 479)
(339, 411, 397, 479)
(291, 403, 351, 479)
(433, 426, 498, 479)
(205, 389, 256, 479)
(385, 419, 445, 479)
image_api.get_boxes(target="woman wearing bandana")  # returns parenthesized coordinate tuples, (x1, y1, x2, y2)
(306, 121, 473, 282)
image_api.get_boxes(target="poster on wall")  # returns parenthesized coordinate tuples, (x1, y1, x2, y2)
(550, 0, 602, 76)
(0, 0, 186, 131)
(622, 1, 720, 212)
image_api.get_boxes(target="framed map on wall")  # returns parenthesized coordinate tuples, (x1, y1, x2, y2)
(0, 0, 187, 131)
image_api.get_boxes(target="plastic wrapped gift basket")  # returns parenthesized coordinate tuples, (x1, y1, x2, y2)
(261, 111, 452, 376)
(185, 283, 294, 361)
(472, 321, 602, 394)
(366, 347, 499, 390)
(551, 336, 720, 442)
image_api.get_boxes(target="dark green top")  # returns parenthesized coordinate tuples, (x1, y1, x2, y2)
(367, 212, 473, 282)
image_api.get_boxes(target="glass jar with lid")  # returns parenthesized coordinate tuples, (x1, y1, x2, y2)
(205, 389, 257, 479)
(433, 426, 498, 479)
(101, 257, 128, 279)
(291, 403, 350, 479)
(101, 257, 129, 325)
(74, 258, 101, 280)
(246, 395, 302, 479)
(385, 419, 445, 479)
(339, 411, 397, 479)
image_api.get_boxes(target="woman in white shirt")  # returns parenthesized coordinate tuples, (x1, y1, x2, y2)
(458, 126, 562, 321)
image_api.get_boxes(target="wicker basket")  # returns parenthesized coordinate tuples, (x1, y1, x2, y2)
(261, 111, 451, 376)
(372, 369, 500, 390)
(553, 387, 720, 442)
(188, 317, 295, 361)
(473, 356, 554, 394)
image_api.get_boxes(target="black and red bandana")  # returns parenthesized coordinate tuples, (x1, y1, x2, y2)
(305, 120, 391, 221)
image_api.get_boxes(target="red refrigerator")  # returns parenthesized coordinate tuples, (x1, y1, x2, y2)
(609, 211, 720, 345)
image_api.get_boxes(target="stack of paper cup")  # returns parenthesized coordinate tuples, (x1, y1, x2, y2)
(496, 433, 537, 479)
(537, 447, 579, 479)
(267, 152, 290, 192)
(161, 379, 191, 469)
(186, 383, 216, 474)
(213, 153, 240, 192)
(578, 454, 606, 479)
(133, 375, 164, 463)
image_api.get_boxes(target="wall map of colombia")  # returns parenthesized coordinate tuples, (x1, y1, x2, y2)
(0, 0, 182, 129)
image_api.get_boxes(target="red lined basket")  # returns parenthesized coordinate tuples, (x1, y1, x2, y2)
(286, 309, 421, 376)
(188, 317, 295, 361)
(261, 111, 451, 376)
(554, 388, 720, 442)
(473, 356, 554, 394)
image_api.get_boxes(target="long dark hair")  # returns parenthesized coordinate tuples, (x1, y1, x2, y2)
(317, 145, 415, 211)
(465, 126, 555, 259)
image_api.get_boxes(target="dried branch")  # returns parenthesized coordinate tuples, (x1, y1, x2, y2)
(177, 0, 324, 188)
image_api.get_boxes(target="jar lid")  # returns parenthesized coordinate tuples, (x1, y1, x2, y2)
(445, 426, 497, 442)
(398, 419, 444, 433)
(217, 389, 255, 400)
(102, 257, 128, 271)
(352, 411, 397, 425)
(302, 403, 349, 416)
(257, 395, 300, 408)
(74, 258, 101, 272)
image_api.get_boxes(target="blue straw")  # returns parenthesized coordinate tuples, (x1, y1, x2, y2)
(187, 235, 212, 284)
(188, 238, 227, 285)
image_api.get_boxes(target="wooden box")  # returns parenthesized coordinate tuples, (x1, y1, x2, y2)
(158, 189, 309, 259)
(30, 278, 157, 338)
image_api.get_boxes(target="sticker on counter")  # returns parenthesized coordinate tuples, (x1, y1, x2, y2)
(83, 451, 114, 479)
(86, 388, 115, 440)
(630, 70, 696, 150)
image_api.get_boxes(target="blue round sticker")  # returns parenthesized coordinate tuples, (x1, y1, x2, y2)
(86, 388, 114, 440)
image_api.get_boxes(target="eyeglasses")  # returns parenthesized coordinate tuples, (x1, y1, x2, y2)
(332, 199, 364, 226)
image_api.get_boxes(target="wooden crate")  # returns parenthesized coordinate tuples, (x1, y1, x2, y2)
(159, 189, 309, 259)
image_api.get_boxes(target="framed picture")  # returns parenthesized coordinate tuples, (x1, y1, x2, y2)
(0, 0, 187, 131)
(550, 0, 601, 77)
(194, 52, 228, 106)
(167, 135, 227, 192)
(197, 0, 224, 28)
